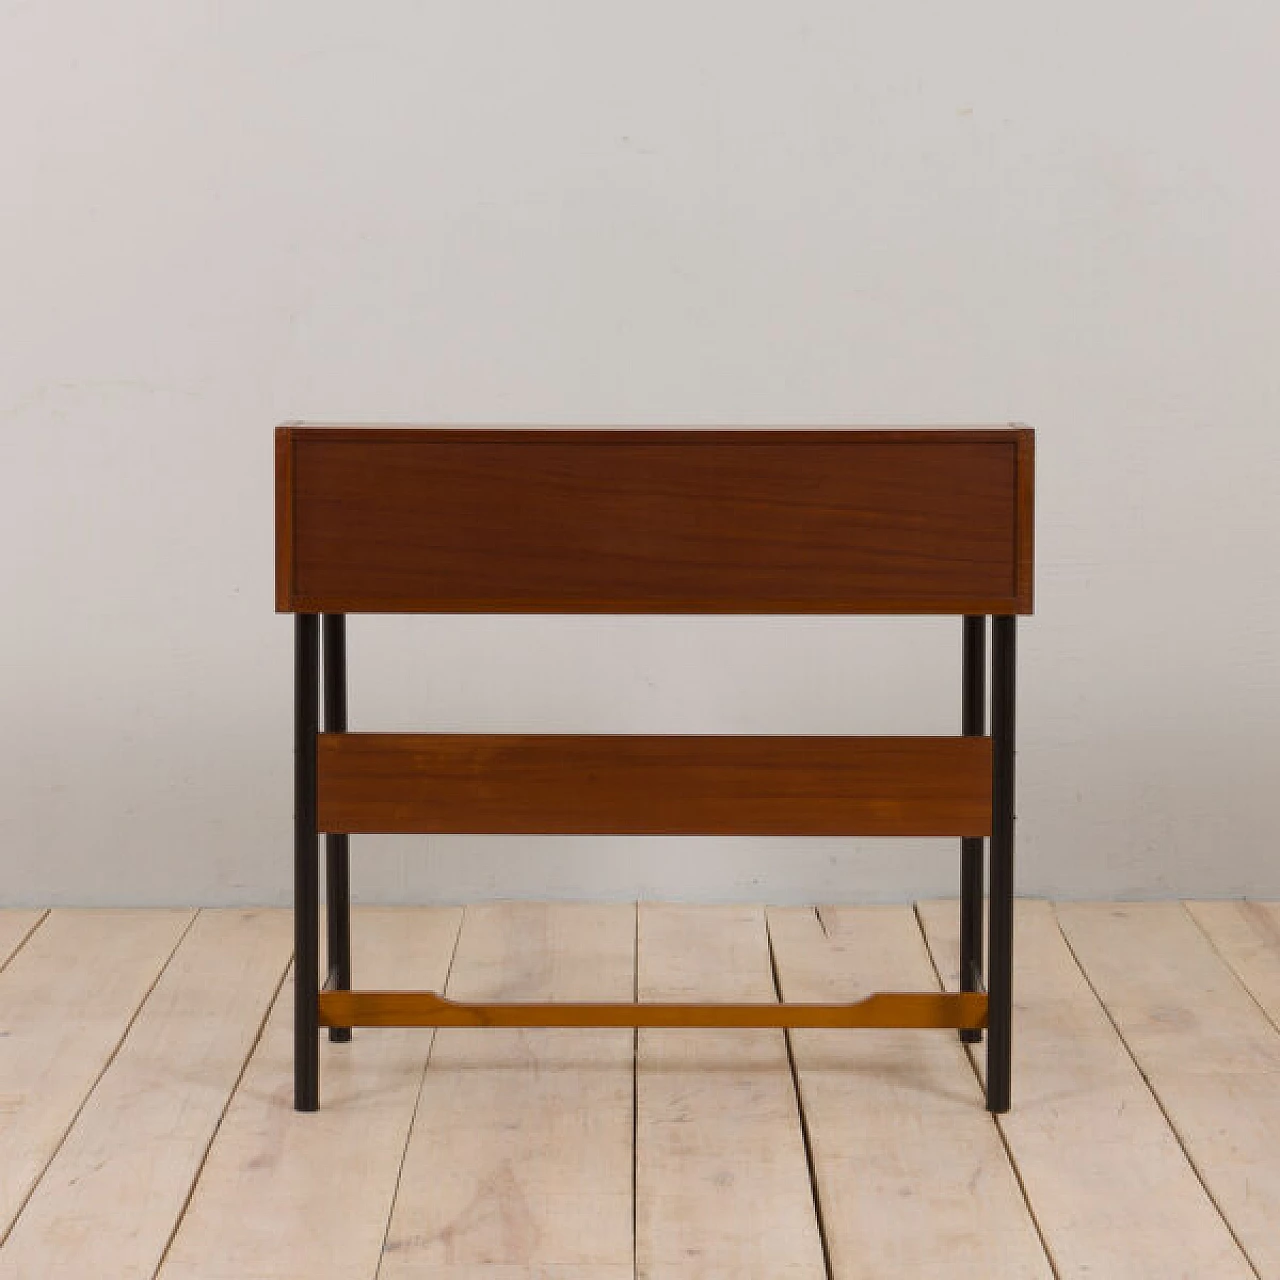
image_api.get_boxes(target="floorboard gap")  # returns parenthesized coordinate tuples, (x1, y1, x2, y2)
(765, 910, 834, 1280)
(911, 902, 1062, 1280)
(150, 949, 292, 1279)
(0, 910, 50, 974)
(373, 906, 468, 1278)
(1181, 901, 1280, 1040)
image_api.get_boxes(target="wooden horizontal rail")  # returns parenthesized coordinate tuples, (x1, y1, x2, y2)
(315, 734, 993, 837)
(317, 990, 988, 1030)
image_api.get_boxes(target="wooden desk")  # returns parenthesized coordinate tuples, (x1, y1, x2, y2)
(275, 425, 1034, 1112)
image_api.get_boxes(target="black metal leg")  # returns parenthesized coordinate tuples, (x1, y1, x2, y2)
(294, 614, 320, 1111)
(987, 615, 1016, 1113)
(322, 615, 353, 1043)
(960, 615, 986, 1044)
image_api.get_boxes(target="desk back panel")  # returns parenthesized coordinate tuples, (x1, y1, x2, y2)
(276, 427, 1033, 615)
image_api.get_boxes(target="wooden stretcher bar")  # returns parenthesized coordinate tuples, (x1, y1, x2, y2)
(317, 989, 989, 1030)
(314, 733, 994, 838)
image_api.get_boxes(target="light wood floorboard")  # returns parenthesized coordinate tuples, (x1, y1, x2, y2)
(1057, 901, 1280, 1278)
(0, 909, 193, 1242)
(918, 899, 1256, 1280)
(157, 907, 463, 1280)
(378, 902, 636, 1280)
(768, 904, 1051, 1279)
(635, 903, 825, 1280)
(0, 910, 292, 1280)
(2, 901, 1278, 1278)
(1186, 900, 1280, 1030)
(0, 912, 46, 972)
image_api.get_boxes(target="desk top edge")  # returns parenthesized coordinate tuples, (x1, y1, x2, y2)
(277, 423, 1033, 446)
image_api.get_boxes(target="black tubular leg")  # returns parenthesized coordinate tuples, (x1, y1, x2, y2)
(322, 614, 353, 1044)
(987, 615, 1017, 1113)
(960, 615, 986, 1044)
(294, 614, 320, 1111)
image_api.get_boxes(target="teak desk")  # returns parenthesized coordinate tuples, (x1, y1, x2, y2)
(276, 424, 1033, 1113)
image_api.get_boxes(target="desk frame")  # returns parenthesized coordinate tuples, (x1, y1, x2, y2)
(278, 426, 1032, 1113)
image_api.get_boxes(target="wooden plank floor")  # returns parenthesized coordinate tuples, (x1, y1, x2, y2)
(0, 901, 1277, 1279)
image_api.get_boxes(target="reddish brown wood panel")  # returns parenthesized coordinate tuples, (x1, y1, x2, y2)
(316, 989, 989, 1030)
(275, 426, 1033, 614)
(1015, 428, 1036, 613)
(314, 733, 993, 836)
(273, 422, 298, 612)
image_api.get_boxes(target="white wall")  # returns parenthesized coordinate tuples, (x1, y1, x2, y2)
(3, 3, 1278, 906)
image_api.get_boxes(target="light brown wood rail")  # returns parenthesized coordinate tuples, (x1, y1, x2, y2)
(314, 733, 994, 837)
(317, 990, 989, 1030)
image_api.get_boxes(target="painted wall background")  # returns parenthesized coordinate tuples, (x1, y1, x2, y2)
(3, 3, 1278, 905)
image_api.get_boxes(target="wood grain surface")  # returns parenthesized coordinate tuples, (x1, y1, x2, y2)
(378, 902, 636, 1278)
(0, 911, 291, 1280)
(276, 426, 1033, 614)
(157, 908, 464, 1280)
(635, 904, 827, 1279)
(316, 988, 988, 1029)
(769, 904, 1052, 1278)
(918, 899, 1256, 1280)
(314, 733, 994, 836)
